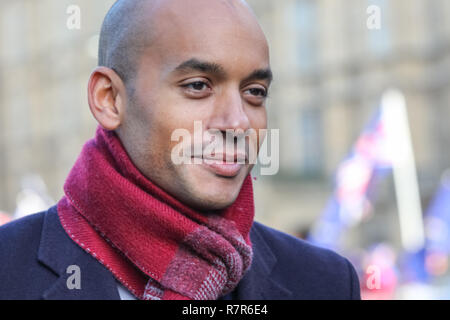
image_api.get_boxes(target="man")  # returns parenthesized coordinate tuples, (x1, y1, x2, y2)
(0, 0, 360, 300)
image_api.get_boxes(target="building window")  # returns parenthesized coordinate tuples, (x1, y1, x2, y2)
(292, 0, 318, 73)
(367, 0, 392, 57)
(300, 107, 323, 176)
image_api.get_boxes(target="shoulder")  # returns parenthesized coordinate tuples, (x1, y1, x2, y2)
(0, 210, 46, 256)
(0, 209, 57, 299)
(251, 222, 361, 299)
(252, 221, 346, 265)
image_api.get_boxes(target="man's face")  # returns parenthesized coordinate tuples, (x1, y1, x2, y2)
(118, 0, 271, 211)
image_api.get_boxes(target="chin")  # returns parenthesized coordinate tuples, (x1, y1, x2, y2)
(172, 162, 249, 211)
(189, 185, 241, 211)
(183, 178, 244, 211)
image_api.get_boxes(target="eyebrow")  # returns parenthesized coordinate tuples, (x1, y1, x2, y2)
(242, 68, 273, 85)
(173, 58, 273, 84)
(174, 58, 227, 78)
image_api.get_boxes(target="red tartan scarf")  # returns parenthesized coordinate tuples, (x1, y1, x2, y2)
(57, 126, 254, 300)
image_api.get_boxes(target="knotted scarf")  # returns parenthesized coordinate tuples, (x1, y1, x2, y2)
(57, 126, 254, 300)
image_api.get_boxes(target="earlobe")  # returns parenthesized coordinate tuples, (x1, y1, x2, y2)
(87, 67, 126, 131)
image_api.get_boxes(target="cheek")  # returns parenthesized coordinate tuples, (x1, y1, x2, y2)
(149, 107, 198, 163)
(248, 106, 267, 132)
(246, 107, 267, 155)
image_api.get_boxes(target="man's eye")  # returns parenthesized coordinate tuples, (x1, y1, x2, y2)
(185, 81, 208, 91)
(246, 87, 267, 97)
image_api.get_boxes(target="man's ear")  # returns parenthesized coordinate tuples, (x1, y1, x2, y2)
(87, 66, 127, 130)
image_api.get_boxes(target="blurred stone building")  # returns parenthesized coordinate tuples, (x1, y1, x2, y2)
(0, 0, 115, 214)
(1, 0, 450, 248)
(250, 0, 450, 249)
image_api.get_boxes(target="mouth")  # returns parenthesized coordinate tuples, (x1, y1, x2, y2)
(192, 153, 246, 178)
(201, 160, 243, 178)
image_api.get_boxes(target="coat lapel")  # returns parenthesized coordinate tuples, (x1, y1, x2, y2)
(232, 223, 293, 300)
(37, 206, 120, 300)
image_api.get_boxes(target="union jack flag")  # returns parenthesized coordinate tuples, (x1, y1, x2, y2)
(308, 107, 393, 250)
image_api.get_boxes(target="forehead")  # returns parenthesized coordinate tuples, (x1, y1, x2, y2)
(140, 0, 270, 76)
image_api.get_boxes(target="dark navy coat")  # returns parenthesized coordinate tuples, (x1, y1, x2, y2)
(0, 205, 360, 300)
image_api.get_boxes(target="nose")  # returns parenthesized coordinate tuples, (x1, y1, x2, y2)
(207, 88, 251, 133)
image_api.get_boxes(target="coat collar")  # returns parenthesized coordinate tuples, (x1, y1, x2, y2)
(37, 206, 120, 300)
(37, 206, 292, 300)
(228, 222, 293, 300)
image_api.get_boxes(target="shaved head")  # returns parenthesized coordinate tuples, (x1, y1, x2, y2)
(98, 0, 258, 93)
(98, 0, 154, 91)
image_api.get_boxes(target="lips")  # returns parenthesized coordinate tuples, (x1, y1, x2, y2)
(201, 160, 243, 177)
(191, 153, 246, 177)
